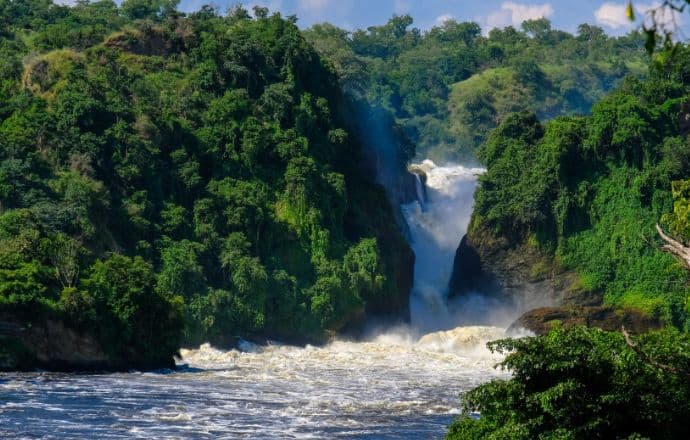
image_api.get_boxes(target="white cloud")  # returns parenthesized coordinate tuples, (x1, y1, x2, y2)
(435, 14, 454, 24)
(594, 1, 683, 32)
(594, 2, 633, 29)
(486, 2, 554, 29)
(298, 0, 330, 11)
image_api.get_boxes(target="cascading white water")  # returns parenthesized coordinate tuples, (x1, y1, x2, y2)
(402, 160, 485, 332)
(413, 173, 426, 209)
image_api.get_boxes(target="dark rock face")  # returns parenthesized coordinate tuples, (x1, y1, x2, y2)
(449, 224, 664, 335)
(104, 26, 188, 57)
(448, 235, 492, 294)
(406, 166, 428, 204)
(511, 306, 662, 335)
(448, 225, 607, 332)
(399, 170, 421, 205)
(0, 316, 174, 372)
(448, 226, 596, 309)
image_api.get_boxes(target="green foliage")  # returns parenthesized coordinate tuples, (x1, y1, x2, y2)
(76, 254, 183, 365)
(0, 260, 50, 308)
(471, 51, 690, 328)
(448, 326, 690, 440)
(0, 2, 409, 358)
(662, 179, 690, 243)
(306, 16, 647, 161)
(120, 0, 178, 21)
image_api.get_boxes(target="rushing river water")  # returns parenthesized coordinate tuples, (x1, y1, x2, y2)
(0, 161, 518, 439)
(0, 327, 509, 439)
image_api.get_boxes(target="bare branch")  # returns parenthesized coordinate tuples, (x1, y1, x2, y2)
(656, 224, 690, 269)
(621, 326, 690, 378)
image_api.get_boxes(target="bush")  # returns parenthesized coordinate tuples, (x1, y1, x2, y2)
(448, 326, 690, 440)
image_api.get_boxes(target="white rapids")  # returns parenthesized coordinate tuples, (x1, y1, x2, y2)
(0, 327, 510, 439)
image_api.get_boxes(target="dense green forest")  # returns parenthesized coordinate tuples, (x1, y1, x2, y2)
(448, 33, 690, 440)
(0, 0, 414, 367)
(470, 50, 690, 328)
(3, 0, 690, 438)
(305, 15, 648, 161)
(0, 2, 654, 370)
(447, 326, 690, 439)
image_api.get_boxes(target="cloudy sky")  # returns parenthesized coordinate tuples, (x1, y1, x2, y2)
(171, 1, 688, 36)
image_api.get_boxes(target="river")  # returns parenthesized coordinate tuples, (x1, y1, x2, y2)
(0, 161, 518, 439)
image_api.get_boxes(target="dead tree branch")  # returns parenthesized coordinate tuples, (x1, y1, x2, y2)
(656, 224, 690, 269)
(621, 326, 690, 379)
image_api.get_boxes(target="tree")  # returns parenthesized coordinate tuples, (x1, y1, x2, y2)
(448, 327, 690, 440)
(156, 239, 206, 298)
(120, 0, 179, 21)
(576, 23, 605, 42)
(80, 254, 183, 365)
(521, 18, 551, 40)
(47, 233, 82, 288)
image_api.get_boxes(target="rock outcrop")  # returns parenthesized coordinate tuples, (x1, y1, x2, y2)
(449, 225, 599, 309)
(511, 306, 662, 335)
(0, 315, 175, 371)
(449, 223, 666, 334)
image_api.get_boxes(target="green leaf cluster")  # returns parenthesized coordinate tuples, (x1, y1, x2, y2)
(448, 326, 690, 440)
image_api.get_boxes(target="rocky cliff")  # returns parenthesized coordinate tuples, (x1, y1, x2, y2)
(448, 224, 661, 334)
(449, 224, 596, 307)
(0, 315, 175, 371)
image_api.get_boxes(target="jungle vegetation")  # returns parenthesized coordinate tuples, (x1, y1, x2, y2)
(0, 0, 413, 364)
(448, 14, 690, 437)
(305, 14, 649, 161)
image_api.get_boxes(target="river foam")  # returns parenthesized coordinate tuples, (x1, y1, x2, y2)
(1, 326, 509, 439)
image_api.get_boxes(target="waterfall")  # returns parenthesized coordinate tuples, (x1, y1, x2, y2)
(413, 172, 426, 210)
(402, 160, 485, 333)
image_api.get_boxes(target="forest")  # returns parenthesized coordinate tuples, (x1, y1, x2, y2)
(305, 13, 648, 161)
(0, 0, 416, 368)
(0, 1, 653, 369)
(446, 4, 690, 438)
(2, 0, 690, 438)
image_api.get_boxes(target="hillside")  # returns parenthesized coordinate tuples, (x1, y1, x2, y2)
(0, 2, 413, 370)
(451, 49, 690, 331)
(447, 60, 647, 158)
(306, 17, 649, 161)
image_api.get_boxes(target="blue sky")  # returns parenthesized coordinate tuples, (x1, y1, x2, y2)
(191, 0, 690, 38)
